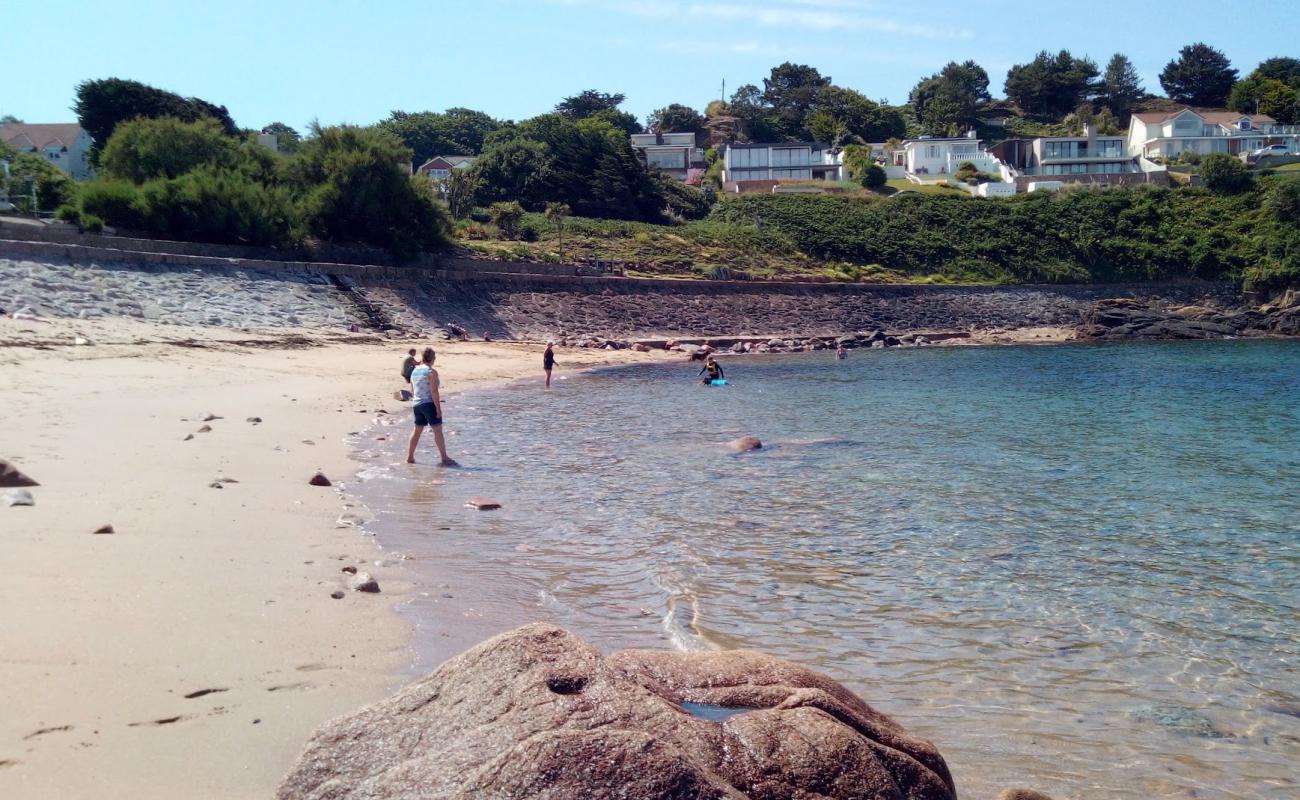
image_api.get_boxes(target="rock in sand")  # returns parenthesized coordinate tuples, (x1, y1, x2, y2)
(92, 524, 115, 535)
(348, 572, 380, 593)
(309, 472, 332, 487)
(4, 489, 35, 507)
(277, 623, 956, 800)
(0, 459, 38, 488)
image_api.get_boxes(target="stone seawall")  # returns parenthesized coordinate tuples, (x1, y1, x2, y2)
(1, 244, 1239, 340)
(361, 275, 1239, 340)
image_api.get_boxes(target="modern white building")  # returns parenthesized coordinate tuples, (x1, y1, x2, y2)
(901, 132, 1001, 177)
(990, 125, 1169, 191)
(630, 132, 705, 183)
(1126, 108, 1300, 160)
(0, 123, 95, 180)
(721, 142, 843, 185)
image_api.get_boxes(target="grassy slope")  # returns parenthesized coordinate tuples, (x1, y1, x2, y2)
(458, 177, 1299, 287)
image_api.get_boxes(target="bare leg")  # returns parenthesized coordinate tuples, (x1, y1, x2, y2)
(545, 368, 552, 388)
(432, 425, 457, 466)
(406, 426, 424, 463)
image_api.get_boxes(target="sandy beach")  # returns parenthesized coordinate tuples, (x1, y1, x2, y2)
(0, 315, 666, 799)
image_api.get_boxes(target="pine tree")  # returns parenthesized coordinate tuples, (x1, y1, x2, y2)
(1160, 43, 1238, 107)
(1101, 54, 1144, 117)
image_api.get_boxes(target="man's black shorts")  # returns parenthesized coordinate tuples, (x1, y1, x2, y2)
(413, 401, 442, 427)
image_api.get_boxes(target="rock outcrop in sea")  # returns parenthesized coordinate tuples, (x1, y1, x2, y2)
(1078, 296, 1300, 340)
(277, 623, 965, 800)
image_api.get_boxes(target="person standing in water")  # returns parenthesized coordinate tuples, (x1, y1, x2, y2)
(836, 343, 847, 359)
(406, 347, 458, 466)
(543, 342, 557, 388)
(698, 356, 724, 384)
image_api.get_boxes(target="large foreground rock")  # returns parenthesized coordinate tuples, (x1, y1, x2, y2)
(278, 623, 956, 800)
(0, 459, 38, 488)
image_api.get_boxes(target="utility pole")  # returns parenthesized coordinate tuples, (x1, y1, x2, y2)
(721, 79, 726, 103)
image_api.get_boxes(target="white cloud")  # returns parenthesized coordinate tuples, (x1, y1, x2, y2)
(540, 0, 971, 39)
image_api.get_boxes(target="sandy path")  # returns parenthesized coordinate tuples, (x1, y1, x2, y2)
(0, 316, 663, 799)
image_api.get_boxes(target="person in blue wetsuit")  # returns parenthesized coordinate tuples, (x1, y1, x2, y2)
(698, 356, 724, 384)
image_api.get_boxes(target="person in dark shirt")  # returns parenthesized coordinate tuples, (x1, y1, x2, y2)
(544, 342, 557, 388)
(698, 356, 724, 384)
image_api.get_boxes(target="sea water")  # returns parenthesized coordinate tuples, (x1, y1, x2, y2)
(351, 340, 1300, 799)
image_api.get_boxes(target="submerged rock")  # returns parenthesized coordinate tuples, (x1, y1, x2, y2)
(277, 623, 955, 800)
(726, 436, 763, 452)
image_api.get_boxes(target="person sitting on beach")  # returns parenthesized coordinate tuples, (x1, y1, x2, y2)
(446, 321, 469, 341)
(543, 342, 557, 388)
(406, 347, 458, 466)
(401, 348, 417, 384)
(698, 356, 724, 384)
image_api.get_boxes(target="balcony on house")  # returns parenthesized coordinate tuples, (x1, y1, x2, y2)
(1039, 139, 1126, 161)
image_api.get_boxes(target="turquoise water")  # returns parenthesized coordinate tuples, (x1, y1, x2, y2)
(353, 340, 1300, 799)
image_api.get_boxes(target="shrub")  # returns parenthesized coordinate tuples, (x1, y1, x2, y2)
(135, 167, 298, 248)
(1199, 153, 1251, 194)
(79, 179, 147, 230)
(286, 125, 451, 259)
(99, 116, 240, 182)
(489, 201, 525, 239)
(1266, 178, 1300, 225)
(860, 164, 887, 189)
(56, 205, 82, 226)
(82, 214, 105, 233)
(1179, 149, 1203, 165)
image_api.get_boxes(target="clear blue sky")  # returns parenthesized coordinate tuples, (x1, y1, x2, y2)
(6, 0, 1298, 131)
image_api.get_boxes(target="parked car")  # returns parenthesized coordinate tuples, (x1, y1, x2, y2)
(1251, 144, 1292, 157)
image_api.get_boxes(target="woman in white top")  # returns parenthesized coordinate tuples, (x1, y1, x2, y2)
(406, 347, 457, 466)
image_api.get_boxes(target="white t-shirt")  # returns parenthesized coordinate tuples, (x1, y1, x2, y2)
(410, 364, 434, 404)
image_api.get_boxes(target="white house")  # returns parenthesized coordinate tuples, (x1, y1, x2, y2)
(989, 125, 1169, 191)
(901, 132, 1001, 177)
(721, 142, 843, 185)
(630, 132, 705, 183)
(1126, 108, 1300, 160)
(0, 122, 95, 180)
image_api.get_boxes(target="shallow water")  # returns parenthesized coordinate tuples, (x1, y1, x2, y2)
(352, 340, 1300, 799)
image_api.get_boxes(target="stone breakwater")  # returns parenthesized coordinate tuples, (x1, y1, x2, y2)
(1, 253, 1243, 343)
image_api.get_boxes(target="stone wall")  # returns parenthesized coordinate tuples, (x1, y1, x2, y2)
(359, 274, 1238, 340)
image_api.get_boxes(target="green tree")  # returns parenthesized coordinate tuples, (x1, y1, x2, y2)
(99, 117, 240, 182)
(444, 166, 479, 220)
(261, 122, 301, 153)
(1160, 43, 1238, 107)
(763, 63, 831, 138)
(471, 137, 553, 209)
(556, 90, 625, 119)
(0, 114, 21, 125)
(1230, 72, 1300, 124)
(810, 86, 905, 142)
(1, 149, 76, 213)
(728, 83, 780, 142)
(285, 125, 451, 258)
(1004, 51, 1100, 117)
(377, 108, 504, 167)
(1199, 153, 1251, 194)
(647, 104, 706, 139)
(910, 61, 991, 132)
(73, 78, 238, 151)
(489, 200, 525, 239)
(544, 201, 571, 258)
(1253, 57, 1300, 88)
(1100, 53, 1144, 117)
